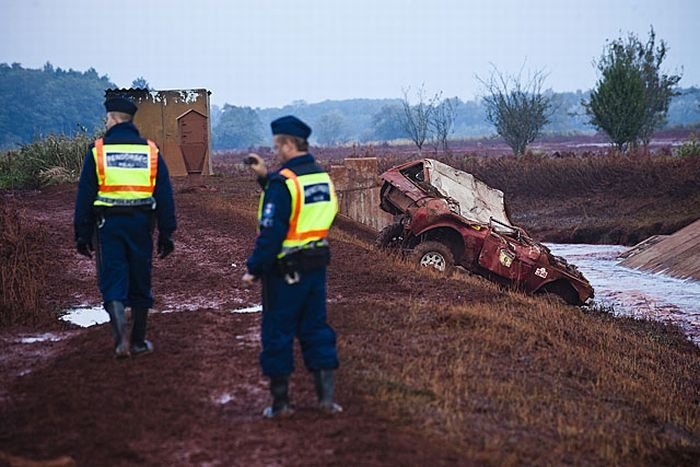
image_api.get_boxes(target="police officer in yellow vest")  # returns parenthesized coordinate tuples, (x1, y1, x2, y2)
(242, 115, 341, 418)
(74, 96, 176, 358)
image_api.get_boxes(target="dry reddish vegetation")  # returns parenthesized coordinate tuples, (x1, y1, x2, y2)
(0, 175, 699, 466)
(0, 199, 50, 327)
(442, 153, 700, 245)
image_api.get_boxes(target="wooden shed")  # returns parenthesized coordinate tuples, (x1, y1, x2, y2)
(104, 88, 213, 177)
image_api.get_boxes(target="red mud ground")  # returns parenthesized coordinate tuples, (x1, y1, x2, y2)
(0, 181, 467, 466)
(2, 176, 699, 466)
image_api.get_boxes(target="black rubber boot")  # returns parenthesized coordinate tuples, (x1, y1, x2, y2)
(130, 307, 153, 355)
(262, 377, 294, 418)
(313, 369, 343, 414)
(105, 300, 130, 359)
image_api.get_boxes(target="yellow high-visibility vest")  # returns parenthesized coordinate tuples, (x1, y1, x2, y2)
(258, 168, 338, 258)
(92, 138, 158, 207)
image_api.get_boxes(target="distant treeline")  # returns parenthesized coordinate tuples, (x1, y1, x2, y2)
(1, 63, 699, 150)
(0, 62, 114, 148)
(213, 89, 700, 149)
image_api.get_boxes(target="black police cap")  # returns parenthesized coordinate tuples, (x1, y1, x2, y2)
(270, 115, 311, 139)
(104, 96, 138, 116)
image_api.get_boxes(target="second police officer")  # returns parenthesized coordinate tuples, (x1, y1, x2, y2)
(242, 115, 342, 418)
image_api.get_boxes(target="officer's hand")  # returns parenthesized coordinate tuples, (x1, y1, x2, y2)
(157, 236, 175, 259)
(245, 153, 267, 178)
(241, 272, 257, 288)
(76, 238, 93, 259)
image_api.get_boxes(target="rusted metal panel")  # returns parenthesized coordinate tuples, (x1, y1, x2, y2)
(104, 88, 213, 177)
(620, 218, 700, 281)
(478, 232, 523, 281)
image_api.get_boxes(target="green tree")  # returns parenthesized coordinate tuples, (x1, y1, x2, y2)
(371, 104, 406, 141)
(212, 105, 264, 149)
(478, 65, 552, 155)
(585, 60, 646, 151)
(131, 76, 151, 90)
(585, 27, 682, 149)
(636, 28, 683, 145)
(0, 62, 114, 148)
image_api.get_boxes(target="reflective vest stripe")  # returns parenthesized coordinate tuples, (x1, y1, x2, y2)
(287, 228, 331, 241)
(279, 168, 302, 237)
(147, 140, 158, 188)
(99, 185, 155, 193)
(95, 138, 106, 185)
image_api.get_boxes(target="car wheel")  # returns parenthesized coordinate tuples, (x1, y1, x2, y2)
(412, 241, 455, 274)
(375, 222, 404, 250)
(539, 280, 581, 306)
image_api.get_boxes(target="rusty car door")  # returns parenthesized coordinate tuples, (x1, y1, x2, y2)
(477, 231, 523, 281)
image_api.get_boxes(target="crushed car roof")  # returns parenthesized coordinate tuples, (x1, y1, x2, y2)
(423, 159, 514, 229)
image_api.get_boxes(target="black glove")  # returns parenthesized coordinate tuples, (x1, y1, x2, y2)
(157, 235, 174, 259)
(76, 238, 93, 258)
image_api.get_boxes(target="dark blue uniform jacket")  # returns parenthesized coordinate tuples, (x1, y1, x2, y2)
(246, 154, 324, 277)
(73, 122, 177, 242)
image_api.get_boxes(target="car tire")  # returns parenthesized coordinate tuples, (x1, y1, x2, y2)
(539, 280, 582, 306)
(412, 241, 455, 274)
(375, 222, 404, 251)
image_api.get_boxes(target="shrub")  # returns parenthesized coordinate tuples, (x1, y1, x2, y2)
(0, 202, 49, 327)
(0, 131, 94, 189)
(675, 131, 700, 157)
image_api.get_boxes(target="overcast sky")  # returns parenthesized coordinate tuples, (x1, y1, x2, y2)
(2, 0, 698, 108)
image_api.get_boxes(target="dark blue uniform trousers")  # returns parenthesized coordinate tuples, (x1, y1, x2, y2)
(260, 268, 339, 377)
(96, 212, 154, 311)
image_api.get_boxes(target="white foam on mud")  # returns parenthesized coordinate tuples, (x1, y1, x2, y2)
(159, 296, 228, 313)
(231, 304, 262, 314)
(17, 333, 64, 344)
(215, 393, 234, 405)
(60, 305, 108, 327)
(546, 243, 700, 345)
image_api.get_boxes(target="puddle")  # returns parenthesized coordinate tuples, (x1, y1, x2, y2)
(60, 305, 108, 327)
(58, 302, 261, 327)
(231, 305, 262, 314)
(546, 243, 700, 345)
(17, 333, 64, 344)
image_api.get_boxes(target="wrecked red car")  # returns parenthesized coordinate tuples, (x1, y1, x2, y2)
(377, 159, 594, 305)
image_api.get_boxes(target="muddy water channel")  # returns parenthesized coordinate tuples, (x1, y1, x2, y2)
(546, 243, 700, 346)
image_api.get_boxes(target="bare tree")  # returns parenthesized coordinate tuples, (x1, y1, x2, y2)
(400, 85, 441, 153)
(430, 97, 458, 152)
(477, 65, 552, 155)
